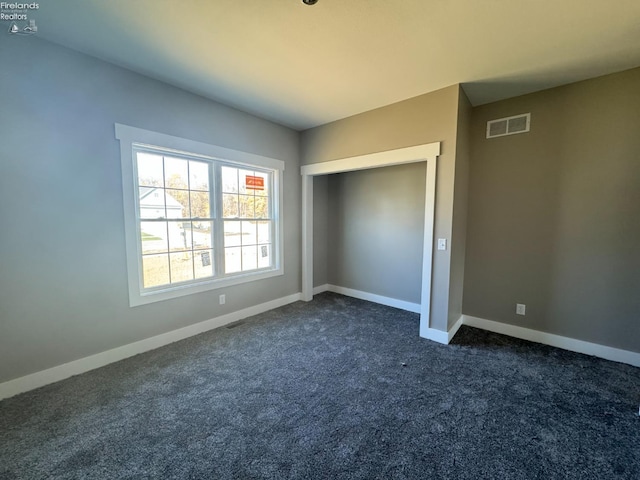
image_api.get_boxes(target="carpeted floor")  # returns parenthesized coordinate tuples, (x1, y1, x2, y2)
(1, 292, 638, 479)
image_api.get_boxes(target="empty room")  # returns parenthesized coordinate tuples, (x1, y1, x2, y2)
(0, 1, 638, 479)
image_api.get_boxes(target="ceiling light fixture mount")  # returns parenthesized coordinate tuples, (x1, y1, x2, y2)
(302, 0, 318, 5)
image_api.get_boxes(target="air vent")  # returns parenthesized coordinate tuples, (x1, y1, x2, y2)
(486, 113, 531, 139)
(226, 320, 246, 329)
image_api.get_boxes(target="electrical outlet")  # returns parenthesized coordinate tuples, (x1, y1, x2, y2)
(516, 303, 526, 316)
(219, 294, 226, 305)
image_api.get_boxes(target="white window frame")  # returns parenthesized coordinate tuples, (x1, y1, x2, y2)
(115, 124, 285, 307)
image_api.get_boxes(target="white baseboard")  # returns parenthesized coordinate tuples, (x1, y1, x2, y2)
(0, 293, 302, 400)
(420, 327, 449, 344)
(6, 294, 635, 401)
(420, 315, 463, 345)
(447, 315, 464, 342)
(311, 289, 639, 368)
(313, 284, 330, 295)
(317, 284, 447, 343)
(320, 284, 421, 314)
(461, 315, 640, 368)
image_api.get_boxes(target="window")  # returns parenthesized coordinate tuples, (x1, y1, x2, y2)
(116, 124, 284, 306)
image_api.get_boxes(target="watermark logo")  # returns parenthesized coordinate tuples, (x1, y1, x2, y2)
(8, 18, 36, 34)
(1, 2, 39, 35)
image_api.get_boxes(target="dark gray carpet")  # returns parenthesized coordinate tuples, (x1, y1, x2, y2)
(1, 292, 638, 479)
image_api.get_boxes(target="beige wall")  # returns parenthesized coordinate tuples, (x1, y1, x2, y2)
(312, 175, 329, 287)
(447, 89, 472, 328)
(463, 67, 640, 353)
(301, 85, 463, 331)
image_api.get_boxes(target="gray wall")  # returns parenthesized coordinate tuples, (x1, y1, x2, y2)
(0, 37, 301, 383)
(326, 164, 426, 303)
(302, 85, 463, 331)
(463, 67, 640, 353)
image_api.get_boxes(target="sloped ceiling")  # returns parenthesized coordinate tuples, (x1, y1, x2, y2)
(23, 0, 640, 129)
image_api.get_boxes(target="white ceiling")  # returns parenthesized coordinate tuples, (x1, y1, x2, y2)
(31, 0, 640, 130)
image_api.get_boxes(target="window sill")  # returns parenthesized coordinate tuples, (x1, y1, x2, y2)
(130, 267, 283, 307)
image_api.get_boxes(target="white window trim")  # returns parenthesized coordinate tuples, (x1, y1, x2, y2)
(115, 124, 285, 307)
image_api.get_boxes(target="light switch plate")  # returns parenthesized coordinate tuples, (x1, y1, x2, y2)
(437, 238, 447, 251)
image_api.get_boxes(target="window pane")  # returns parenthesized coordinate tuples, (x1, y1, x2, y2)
(241, 221, 257, 245)
(142, 254, 170, 288)
(239, 195, 255, 218)
(255, 196, 269, 219)
(221, 166, 238, 193)
(164, 157, 189, 189)
(225, 247, 241, 274)
(258, 244, 271, 269)
(239, 169, 254, 194)
(137, 152, 164, 187)
(223, 193, 238, 218)
(257, 221, 271, 244)
(140, 221, 168, 254)
(254, 172, 269, 197)
(189, 161, 209, 191)
(168, 221, 192, 252)
(194, 249, 214, 279)
(242, 246, 258, 271)
(139, 188, 166, 219)
(169, 252, 194, 283)
(192, 221, 213, 250)
(190, 191, 210, 218)
(224, 221, 241, 247)
(165, 189, 189, 218)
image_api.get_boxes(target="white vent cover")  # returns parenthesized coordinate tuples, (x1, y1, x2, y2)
(486, 113, 531, 139)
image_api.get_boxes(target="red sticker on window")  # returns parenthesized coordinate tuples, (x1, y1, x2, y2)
(245, 175, 264, 190)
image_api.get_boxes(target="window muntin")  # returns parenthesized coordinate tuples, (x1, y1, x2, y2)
(133, 146, 276, 292)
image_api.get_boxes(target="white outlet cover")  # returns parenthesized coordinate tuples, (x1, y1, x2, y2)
(516, 304, 526, 315)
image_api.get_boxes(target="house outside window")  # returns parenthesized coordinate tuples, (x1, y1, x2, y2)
(116, 124, 284, 306)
